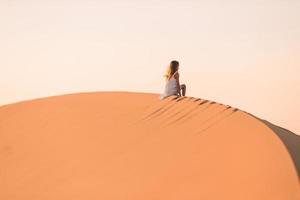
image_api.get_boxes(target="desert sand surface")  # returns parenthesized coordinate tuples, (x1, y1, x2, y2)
(0, 92, 299, 200)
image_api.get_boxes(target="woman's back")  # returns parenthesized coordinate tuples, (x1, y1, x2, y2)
(160, 71, 179, 99)
(160, 60, 186, 100)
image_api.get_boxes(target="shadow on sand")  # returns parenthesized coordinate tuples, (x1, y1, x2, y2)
(244, 111, 300, 178)
(261, 119, 300, 178)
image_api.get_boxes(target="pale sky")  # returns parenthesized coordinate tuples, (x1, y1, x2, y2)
(1, 0, 299, 134)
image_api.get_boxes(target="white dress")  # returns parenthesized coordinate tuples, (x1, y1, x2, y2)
(159, 71, 179, 100)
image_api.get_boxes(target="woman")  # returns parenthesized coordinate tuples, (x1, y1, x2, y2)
(160, 60, 186, 100)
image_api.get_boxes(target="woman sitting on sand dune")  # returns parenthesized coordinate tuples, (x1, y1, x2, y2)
(160, 60, 186, 100)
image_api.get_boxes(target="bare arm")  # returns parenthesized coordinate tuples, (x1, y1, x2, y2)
(174, 72, 181, 96)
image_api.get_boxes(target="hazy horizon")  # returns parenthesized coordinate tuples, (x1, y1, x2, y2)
(1, 0, 299, 134)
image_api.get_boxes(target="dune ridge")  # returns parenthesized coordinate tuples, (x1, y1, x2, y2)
(0, 92, 299, 199)
(259, 119, 300, 177)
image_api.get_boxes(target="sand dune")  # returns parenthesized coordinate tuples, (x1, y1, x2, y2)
(261, 120, 300, 177)
(242, 111, 300, 178)
(0, 92, 299, 199)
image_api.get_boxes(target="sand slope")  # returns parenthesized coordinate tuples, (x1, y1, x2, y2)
(0, 92, 299, 200)
(261, 120, 300, 178)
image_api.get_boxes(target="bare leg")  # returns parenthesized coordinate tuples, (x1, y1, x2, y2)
(180, 84, 186, 96)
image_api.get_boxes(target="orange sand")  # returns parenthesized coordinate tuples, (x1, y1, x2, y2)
(0, 92, 299, 199)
